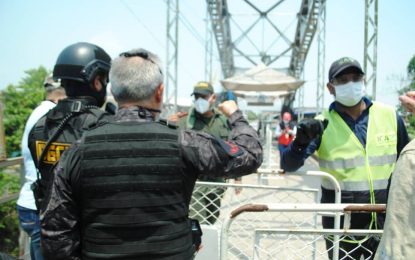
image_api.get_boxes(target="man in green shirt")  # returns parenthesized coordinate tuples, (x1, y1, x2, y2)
(177, 81, 241, 224)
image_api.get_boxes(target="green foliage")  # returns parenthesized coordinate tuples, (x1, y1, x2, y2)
(0, 66, 49, 255)
(408, 115, 415, 128)
(0, 172, 20, 256)
(407, 54, 415, 81)
(398, 55, 415, 125)
(407, 115, 415, 139)
(1, 66, 48, 156)
(402, 55, 415, 93)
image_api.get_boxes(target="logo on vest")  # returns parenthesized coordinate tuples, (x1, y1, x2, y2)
(36, 141, 71, 164)
(375, 133, 397, 146)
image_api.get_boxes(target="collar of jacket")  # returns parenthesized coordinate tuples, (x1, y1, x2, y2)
(185, 107, 221, 129)
(47, 97, 99, 120)
(114, 106, 156, 123)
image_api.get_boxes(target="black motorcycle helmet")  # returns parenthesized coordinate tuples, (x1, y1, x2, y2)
(53, 42, 111, 106)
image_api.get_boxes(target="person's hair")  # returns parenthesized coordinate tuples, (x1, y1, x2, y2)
(110, 48, 163, 103)
(61, 79, 91, 97)
(45, 85, 65, 95)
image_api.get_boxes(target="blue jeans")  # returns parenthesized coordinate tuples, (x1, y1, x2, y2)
(278, 143, 289, 166)
(17, 205, 44, 260)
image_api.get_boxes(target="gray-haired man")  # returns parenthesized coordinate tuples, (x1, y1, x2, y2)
(41, 48, 263, 260)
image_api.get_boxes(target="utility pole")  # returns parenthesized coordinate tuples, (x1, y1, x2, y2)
(204, 7, 213, 83)
(166, 0, 179, 113)
(316, 0, 326, 114)
(364, 0, 378, 100)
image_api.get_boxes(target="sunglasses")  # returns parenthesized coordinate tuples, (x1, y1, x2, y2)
(119, 51, 163, 76)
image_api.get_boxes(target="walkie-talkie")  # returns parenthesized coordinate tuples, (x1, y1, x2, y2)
(224, 90, 237, 102)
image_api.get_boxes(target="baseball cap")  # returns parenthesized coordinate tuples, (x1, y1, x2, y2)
(328, 57, 364, 82)
(44, 73, 62, 89)
(192, 81, 214, 96)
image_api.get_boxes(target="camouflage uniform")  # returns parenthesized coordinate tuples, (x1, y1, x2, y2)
(179, 107, 231, 224)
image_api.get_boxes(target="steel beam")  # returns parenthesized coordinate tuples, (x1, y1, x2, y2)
(206, 0, 235, 78)
(204, 9, 214, 83)
(316, 0, 326, 113)
(364, 0, 378, 100)
(289, 0, 320, 78)
(165, 0, 179, 113)
(288, 0, 321, 117)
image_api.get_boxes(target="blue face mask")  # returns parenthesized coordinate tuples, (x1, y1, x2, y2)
(194, 97, 210, 114)
(334, 81, 365, 107)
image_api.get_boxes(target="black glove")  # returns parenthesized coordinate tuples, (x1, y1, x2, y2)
(294, 118, 328, 148)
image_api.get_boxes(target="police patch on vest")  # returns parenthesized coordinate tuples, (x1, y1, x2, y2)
(375, 133, 397, 146)
(35, 141, 71, 164)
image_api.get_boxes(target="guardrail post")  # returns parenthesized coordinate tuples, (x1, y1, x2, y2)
(264, 122, 272, 169)
(220, 217, 232, 260)
(223, 203, 385, 259)
(305, 171, 341, 260)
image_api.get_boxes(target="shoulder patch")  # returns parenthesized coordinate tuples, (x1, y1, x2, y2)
(36, 140, 71, 165)
(216, 139, 244, 157)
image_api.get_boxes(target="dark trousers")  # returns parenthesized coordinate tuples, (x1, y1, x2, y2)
(322, 215, 380, 259)
(190, 186, 226, 225)
(321, 187, 385, 259)
(278, 143, 289, 167)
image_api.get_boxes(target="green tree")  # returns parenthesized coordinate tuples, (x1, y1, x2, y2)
(0, 66, 48, 257)
(397, 55, 415, 138)
(407, 55, 415, 80)
(1, 66, 48, 156)
(0, 172, 20, 256)
(398, 55, 415, 93)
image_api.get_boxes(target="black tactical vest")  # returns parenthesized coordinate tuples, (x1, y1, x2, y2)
(28, 99, 109, 185)
(79, 121, 194, 260)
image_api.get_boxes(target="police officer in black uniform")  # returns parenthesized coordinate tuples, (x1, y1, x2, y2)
(41, 48, 263, 260)
(28, 42, 112, 211)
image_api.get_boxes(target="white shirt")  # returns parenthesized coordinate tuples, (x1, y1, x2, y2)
(274, 121, 297, 138)
(17, 100, 56, 210)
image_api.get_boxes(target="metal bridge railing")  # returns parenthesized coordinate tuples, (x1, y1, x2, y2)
(191, 181, 320, 227)
(191, 177, 321, 260)
(0, 156, 30, 260)
(0, 157, 23, 203)
(257, 169, 343, 259)
(221, 203, 386, 260)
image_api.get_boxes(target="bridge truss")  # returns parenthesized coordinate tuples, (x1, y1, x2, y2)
(165, 0, 378, 116)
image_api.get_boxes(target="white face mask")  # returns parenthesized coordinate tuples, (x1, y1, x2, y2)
(194, 97, 210, 114)
(334, 81, 365, 107)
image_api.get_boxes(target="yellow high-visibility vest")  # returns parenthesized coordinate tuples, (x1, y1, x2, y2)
(317, 102, 397, 192)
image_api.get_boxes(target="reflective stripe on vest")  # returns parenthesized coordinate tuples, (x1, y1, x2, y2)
(319, 154, 397, 169)
(317, 101, 397, 191)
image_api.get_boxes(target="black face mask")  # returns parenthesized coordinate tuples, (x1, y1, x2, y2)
(91, 80, 107, 107)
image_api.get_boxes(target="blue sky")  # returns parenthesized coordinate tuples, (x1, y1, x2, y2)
(0, 0, 414, 109)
